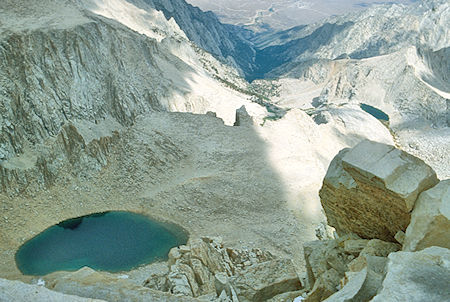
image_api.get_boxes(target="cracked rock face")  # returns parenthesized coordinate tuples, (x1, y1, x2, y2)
(319, 140, 439, 242)
(371, 246, 450, 302)
(403, 179, 450, 252)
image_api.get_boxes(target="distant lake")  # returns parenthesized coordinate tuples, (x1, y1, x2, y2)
(360, 103, 389, 121)
(15, 211, 188, 276)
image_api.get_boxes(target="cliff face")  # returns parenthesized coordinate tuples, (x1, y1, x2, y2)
(123, 0, 257, 77)
(0, 0, 269, 193)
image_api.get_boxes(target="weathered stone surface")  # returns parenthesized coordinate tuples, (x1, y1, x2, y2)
(214, 273, 232, 297)
(141, 237, 282, 299)
(303, 236, 400, 300)
(168, 247, 183, 266)
(323, 269, 365, 302)
(143, 268, 170, 292)
(0, 278, 105, 302)
(304, 268, 341, 302)
(304, 240, 333, 289)
(372, 247, 450, 302)
(403, 180, 450, 252)
(267, 290, 306, 302)
(303, 240, 352, 289)
(359, 239, 400, 257)
(315, 222, 336, 241)
(190, 238, 233, 277)
(190, 258, 215, 293)
(169, 261, 200, 297)
(231, 259, 302, 302)
(394, 231, 405, 245)
(43, 267, 199, 302)
(325, 255, 387, 301)
(346, 239, 399, 272)
(319, 140, 439, 241)
(343, 239, 369, 256)
(168, 271, 193, 296)
(233, 106, 253, 126)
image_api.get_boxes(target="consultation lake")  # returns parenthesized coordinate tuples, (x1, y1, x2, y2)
(15, 211, 188, 276)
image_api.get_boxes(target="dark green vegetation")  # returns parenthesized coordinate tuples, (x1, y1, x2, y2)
(360, 103, 390, 121)
(15, 211, 188, 276)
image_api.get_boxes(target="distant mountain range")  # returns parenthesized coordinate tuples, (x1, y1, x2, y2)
(185, 0, 419, 31)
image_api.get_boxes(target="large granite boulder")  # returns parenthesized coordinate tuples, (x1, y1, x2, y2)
(0, 278, 105, 302)
(154, 237, 275, 298)
(371, 247, 450, 301)
(403, 180, 450, 252)
(319, 140, 439, 241)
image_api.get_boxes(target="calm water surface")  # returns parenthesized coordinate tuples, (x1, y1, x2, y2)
(360, 103, 389, 121)
(15, 211, 187, 275)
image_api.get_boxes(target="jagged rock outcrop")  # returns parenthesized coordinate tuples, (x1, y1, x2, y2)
(0, 278, 105, 302)
(40, 237, 302, 302)
(303, 238, 352, 290)
(371, 247, 450, 301)
(143, 237, 303, 301)
(403, 179, 450, 252)
(233, 106, 253, 127)
(319, 139, 439, 241)
(302, 233, 400, 302)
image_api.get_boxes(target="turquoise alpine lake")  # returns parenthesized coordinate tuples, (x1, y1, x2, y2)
(360, 103, 389, 121)
(15, 211, 188, 276)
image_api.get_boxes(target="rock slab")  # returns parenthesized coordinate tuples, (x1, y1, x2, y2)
(43, 267, 199, 302)
(319, 140, 439, 241)
(403, 179, 450, 252)
(371, 246, 450, 302)
(231, 259, 302, 302)
(0, 278, 105, 302)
